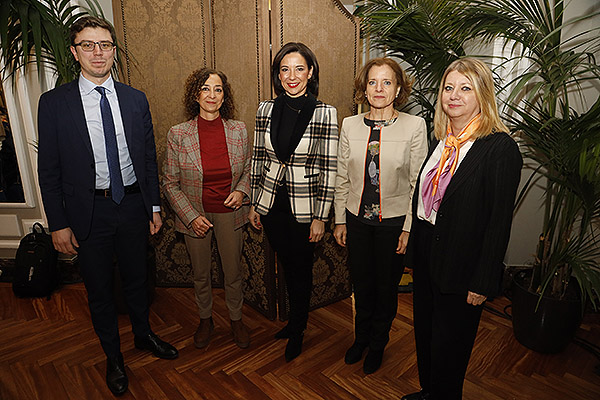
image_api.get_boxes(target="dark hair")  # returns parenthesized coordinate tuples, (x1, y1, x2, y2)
(271, 42, 319, 97)
(183, 68, 235, 120)
(354, 57, 413, 108)
(70, 16, 117, 46)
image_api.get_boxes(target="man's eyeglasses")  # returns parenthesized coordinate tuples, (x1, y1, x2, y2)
(74, 41, 115, 52)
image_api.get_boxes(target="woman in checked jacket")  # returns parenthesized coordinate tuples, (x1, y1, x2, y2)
(163, 68, 252, 351)
(248, 42, 338, 362)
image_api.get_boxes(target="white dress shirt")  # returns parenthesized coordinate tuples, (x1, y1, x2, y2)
(79, 75, 136, 190)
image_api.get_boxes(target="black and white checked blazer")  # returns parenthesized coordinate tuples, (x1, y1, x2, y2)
(250, 99, 338, 223)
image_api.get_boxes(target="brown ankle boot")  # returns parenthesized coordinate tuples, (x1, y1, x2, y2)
(231, 319, 250, 349)
(194, 317, 214, 348)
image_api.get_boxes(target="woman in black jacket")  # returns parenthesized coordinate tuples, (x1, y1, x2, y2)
(401, 58, 522, 400)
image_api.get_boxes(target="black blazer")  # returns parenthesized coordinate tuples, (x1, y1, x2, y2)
(408, 132, 522, 297)
(37, 79, 160, 240)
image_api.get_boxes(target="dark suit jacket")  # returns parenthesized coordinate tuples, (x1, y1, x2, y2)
(37, 79, 160, 240)
(408, 132, 522, 298)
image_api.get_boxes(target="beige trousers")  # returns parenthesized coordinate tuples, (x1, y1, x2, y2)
(184, 212, 244, 321)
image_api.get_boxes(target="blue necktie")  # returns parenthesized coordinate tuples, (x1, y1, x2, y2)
(95, 86, 124, 204)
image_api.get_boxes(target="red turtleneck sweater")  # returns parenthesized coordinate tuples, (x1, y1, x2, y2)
(198, 115, 232, 213)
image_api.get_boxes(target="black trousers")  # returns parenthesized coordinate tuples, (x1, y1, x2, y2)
(346, 212, 404, 351)
(261, 185, 315, 335)
(411, 218, 484, 400)
(77, 192, 151, 357)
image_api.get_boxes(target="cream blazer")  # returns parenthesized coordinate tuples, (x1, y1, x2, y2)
(334, 111, 427, 231)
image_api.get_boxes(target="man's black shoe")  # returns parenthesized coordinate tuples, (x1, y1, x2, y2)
(106, 353, 128, 396)
(134, 332, 178, 359)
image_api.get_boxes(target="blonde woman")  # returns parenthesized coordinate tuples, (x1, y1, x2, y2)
(402, 58, 522, 400)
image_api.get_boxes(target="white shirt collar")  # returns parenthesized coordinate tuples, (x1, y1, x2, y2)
(78, 74, 115, 95)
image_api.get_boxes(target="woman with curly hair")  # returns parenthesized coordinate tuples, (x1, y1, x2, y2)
(163, 68, 251, 350)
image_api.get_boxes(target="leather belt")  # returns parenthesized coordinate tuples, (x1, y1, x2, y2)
(95, 182, 140, 197)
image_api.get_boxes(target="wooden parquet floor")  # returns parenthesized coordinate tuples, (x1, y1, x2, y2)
(0, 282, 598, 400)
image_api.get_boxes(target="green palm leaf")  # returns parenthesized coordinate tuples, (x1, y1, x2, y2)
(0, 0, 120, 87)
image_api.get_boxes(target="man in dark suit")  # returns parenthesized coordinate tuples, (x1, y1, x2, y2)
(37, 16, 178, 396)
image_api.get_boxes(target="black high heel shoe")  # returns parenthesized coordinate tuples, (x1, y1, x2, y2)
(284, 333, 304, 362)
(344, 341, 368, 364)
(274, 325, 290, 339)
(401, 390, 430, 400)
(363, 348, 384, 374)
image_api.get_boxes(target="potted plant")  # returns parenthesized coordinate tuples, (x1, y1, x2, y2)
(462, 0, 600, 353)
(356, 0, 600, 353)
(0, 0, 115, 87)
(507, 97, 600, 352)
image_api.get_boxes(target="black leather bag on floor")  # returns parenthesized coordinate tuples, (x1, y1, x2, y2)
(12, 222, 59, 299)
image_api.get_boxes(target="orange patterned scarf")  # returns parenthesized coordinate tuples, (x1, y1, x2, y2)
(429, 114, 481, 197)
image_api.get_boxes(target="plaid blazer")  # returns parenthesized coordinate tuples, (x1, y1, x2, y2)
(250, 99, 338, 223)
(163, 117, 251, 235)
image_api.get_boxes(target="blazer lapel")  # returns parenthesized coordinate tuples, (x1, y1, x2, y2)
(270, 95, 285, 161)
(115, 83, 135, 151)
(223, 119, 238, 173)
(64, 80, 93, 157)
(286, 93, 317, 161)
(184, 117, 203, 174)
(257, 101, 275, 153)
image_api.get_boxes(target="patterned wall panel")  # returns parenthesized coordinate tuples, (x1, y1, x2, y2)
(116, 0, 212, 167)
(115, 0, 356, 320)
(211, 0, 271, 135)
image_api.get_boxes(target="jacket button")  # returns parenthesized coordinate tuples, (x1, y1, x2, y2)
(435, 235, 440, 241)
(90, 163, 94, 169)
(89, 188, 94, 193)
(438, 212, 443, 218)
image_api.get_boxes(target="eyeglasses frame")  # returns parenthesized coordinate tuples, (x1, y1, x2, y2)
(73, 40, 116, 52)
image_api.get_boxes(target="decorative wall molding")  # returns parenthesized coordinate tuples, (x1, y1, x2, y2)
(0, 62, 49, 256)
